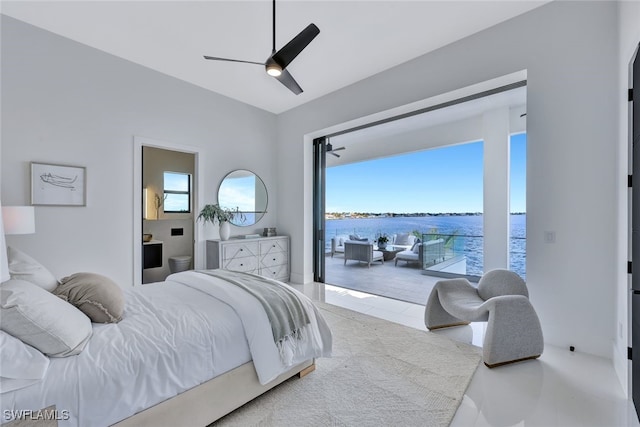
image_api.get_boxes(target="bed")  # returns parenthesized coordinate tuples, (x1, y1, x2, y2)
(0, 251, 332, 427)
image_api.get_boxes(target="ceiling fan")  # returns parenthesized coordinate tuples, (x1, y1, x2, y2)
(203, 0, 319, 95)
(326, 143, 345, 158)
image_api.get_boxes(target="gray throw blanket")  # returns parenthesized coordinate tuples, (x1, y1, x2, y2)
(199, 270, 310, 350)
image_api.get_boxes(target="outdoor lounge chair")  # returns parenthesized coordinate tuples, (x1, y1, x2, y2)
(395, 238, 444, 266)
(390, 232, 417, 250)
(330, 235, 350, 257)
(424, 269, 544, 367)
(344, 240, 384, 267)
(331, 234, 368, 257)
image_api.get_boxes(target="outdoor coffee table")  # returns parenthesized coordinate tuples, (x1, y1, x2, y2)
(376, 247, 403, 261)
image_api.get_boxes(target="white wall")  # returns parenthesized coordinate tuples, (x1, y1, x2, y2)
(277, 1, 619, 361)
(616, 0, 640, 397)
(0, 16, 278, 287)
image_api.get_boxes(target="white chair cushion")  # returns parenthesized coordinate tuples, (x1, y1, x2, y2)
(396, 250, 418, 261)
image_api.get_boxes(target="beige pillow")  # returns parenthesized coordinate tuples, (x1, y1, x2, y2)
(54, 273, 124, 323)
(0, 279, 92, 357)
(7, 246, 58, 291)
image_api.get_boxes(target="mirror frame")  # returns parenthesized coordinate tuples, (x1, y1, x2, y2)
(217, 169, 268, 227)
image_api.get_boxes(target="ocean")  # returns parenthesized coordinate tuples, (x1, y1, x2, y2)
(325, 214, 526, 278)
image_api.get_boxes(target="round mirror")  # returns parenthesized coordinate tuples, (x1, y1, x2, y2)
(217, 169, 268, 226)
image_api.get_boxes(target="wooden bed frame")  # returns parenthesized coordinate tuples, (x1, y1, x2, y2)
(111, 359, 315, 427)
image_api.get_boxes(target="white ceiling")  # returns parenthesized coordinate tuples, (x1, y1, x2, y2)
(327, 85, 526, 166)
(0, 1, 547, 114)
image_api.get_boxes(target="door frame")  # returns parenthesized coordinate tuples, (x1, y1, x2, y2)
(132, 136, 203, 286)
(312, 137, 327, 283)
(630, 40, 639, 417)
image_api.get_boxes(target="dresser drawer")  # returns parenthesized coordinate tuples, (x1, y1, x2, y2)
(259, 239, 288, 255)
(223, 242, 259, 260)
(224, 256, 258, 273)
(260, 263, 289, 281)
(260, 251, 288, 268)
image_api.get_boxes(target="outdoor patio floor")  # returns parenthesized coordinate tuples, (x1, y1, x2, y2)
(324, 252, 443, 305)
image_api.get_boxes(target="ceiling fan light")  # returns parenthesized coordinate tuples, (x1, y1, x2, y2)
(266, 63, 282, 77)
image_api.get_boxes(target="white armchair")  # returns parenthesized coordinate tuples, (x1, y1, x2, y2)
(330, 235, 351, 257)
(343, 241, 384, 267)
(390, 233, 417, 250)
(425, 269, 544, 367)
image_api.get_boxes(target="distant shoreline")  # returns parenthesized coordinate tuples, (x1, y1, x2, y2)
(325, 212, 526, 219)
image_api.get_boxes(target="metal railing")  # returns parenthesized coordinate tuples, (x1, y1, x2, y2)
(324, 230, 526, 279)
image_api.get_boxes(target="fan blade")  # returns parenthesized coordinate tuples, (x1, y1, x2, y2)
(203, 56, 264, 66)
(329, 151, 340, 158)
(332, 146, 346, 152)
(272, 23, 320, 69)
(274, 69, 303, 95)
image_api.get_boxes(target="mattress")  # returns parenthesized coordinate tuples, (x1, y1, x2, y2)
(0, 280, 252, 427)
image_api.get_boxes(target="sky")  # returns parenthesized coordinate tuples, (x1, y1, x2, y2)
(326, 133, 526, 214)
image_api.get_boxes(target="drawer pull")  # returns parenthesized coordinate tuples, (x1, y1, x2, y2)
(273, 245, 276, 247)
(240, 263, 243, 266)
(273, 258, 276, 261)
(240, 249, 243, 252)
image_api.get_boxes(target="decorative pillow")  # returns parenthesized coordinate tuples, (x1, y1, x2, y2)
(7, 246, 58, 291)
(412, 242, 422, 254)
(0, 279, 92, 357)
(394, 233, 411, 246)
(349, 234, 368, 242)
(54, 272, 124, 323)
(0, 330, 50, 393)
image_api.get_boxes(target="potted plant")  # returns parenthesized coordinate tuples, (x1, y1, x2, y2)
(376, 235, 389, 250)
(197, 204, 244, 241)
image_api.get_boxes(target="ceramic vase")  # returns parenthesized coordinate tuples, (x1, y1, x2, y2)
(219, 221, 231, 241)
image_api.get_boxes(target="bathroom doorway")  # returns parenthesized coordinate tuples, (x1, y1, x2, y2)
(140, 145, 197, 284)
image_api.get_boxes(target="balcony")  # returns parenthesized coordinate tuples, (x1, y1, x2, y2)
(324, 233, 526, 305)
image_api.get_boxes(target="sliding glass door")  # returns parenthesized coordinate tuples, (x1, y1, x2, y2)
(313, 137, 327, 282)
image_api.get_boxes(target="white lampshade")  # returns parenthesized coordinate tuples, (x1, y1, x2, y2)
(0, 204, 9, 282)
(2, 206, 36, 235)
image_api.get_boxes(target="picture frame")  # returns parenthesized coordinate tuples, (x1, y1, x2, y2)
(31, 162, 86, 206)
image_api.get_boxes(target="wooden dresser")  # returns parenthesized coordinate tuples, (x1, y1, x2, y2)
(206, 236, 290, 282)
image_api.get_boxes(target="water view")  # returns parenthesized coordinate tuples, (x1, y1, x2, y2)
(325, 214, 526, 278)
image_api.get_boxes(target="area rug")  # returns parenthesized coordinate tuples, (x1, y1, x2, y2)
(214, 302, 481, 427)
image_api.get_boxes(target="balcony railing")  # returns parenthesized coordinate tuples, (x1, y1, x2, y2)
(324, 230, 525, 279)
(421, 233, 526, 279)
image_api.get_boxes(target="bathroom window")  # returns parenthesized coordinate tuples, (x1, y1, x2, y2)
(163, 172, 191, 213)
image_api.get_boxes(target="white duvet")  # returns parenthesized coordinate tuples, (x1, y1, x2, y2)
(0, 272, 332, 427)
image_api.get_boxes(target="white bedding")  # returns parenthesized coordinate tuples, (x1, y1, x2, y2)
(168, 271, 332, 384)
(1, 273, 331, 426)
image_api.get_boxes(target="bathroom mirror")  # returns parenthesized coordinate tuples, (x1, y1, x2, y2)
(217, 169, 267, 226)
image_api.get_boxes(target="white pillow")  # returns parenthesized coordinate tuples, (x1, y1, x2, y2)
(0, 279, 92, 357)
(394, 233, 411, 246)
(0, 330, 49, 393)
(7, 246, 58, 291)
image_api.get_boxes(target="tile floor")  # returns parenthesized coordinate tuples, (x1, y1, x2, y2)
(290, 282, 640, 427)
(324, 252, 439, 305)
